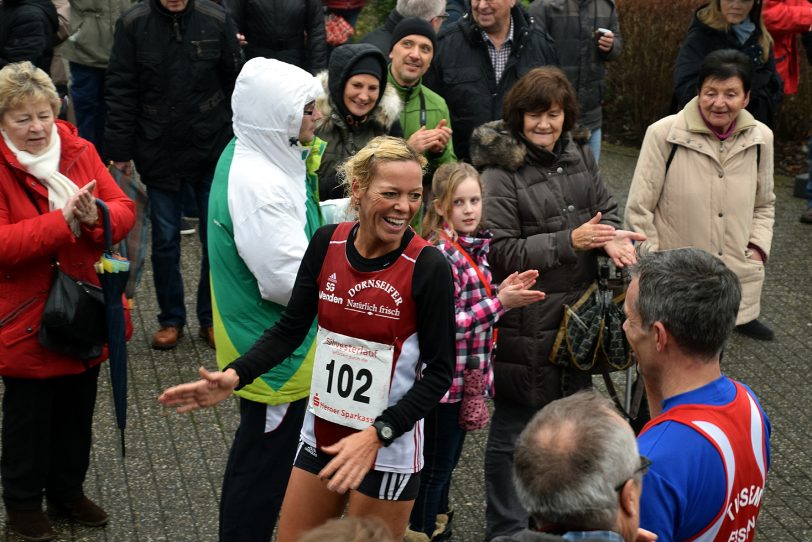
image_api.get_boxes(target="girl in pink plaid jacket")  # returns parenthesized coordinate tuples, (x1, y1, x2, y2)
(407, 163, 545, 541)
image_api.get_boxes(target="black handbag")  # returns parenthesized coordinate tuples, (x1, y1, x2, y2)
(20, 186, 107, 359)
(39, 262, 107, 360)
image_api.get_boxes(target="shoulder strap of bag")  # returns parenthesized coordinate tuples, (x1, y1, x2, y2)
(441, 232, 493, 296)
(440, 231, 498, 346)
(664, 144, 678, 175)
(664, 142, 760, 176)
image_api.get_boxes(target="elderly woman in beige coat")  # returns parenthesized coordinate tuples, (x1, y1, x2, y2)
(626, 49, 775, 340)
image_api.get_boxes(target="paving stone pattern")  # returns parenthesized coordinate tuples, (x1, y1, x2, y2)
(1, 143, 809, 541)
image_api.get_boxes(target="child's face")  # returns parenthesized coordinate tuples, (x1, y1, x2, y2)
(445, 177, 482, 237)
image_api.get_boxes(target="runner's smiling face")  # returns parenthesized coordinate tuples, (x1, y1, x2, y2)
(352, 160, 423, 259)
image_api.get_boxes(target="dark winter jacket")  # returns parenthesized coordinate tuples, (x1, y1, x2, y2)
(673, 5, 783, 128)
(104, 0, 242, 189)
(360, 9, 403, 54)
(472, 121, 619, 408)
(225, 0, 326, 73)
(314, 44, 402, 200)
(424, 5, 557, 162)
(0, 0, 59, 73)
(0, 120, 135, 379)
(528, 0, 622, 132)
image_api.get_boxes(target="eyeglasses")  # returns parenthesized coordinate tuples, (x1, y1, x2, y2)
(434, 12, 449, 20)
(614, 455, 651, 491)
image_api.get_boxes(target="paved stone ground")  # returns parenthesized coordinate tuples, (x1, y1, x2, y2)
(1, 143, 810, 541)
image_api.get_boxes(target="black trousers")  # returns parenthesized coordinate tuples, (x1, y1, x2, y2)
(219, 397, 306, 542)
(1, 365, 100, 510)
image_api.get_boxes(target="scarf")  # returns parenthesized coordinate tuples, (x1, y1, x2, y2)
(731, 20, 756, 45)
(2, 124, 81, 235)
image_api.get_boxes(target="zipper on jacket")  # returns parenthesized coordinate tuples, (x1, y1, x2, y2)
(0, 296, 38, 328)
(173, 17, 182, 42)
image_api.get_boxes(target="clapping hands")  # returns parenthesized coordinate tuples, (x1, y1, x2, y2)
(497, 270, 546, 309)
(63, 180, 98, 227)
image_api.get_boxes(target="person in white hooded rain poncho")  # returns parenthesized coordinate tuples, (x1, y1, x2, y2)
(206, 57, 326, 542)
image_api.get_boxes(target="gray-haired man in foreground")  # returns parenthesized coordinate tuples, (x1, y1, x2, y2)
(493, 390, 656, 542)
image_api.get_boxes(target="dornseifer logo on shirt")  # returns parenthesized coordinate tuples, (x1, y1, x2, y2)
(308, 327, 393, 430)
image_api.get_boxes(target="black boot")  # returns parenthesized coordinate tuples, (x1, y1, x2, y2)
(6, 508, 56, 541)
(47, 496, 108, 527)
(735, 319, 774, 341)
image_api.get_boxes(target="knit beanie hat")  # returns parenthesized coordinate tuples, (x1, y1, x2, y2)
(347, 55, 384, 82)
(390, 17, 437, 53)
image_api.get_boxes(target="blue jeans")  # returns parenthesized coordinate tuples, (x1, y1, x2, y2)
(587, 126, 602, 164)
(409, 402, 466, 536)
(147, 175, 212, 329)
(68, 63, 107, 156)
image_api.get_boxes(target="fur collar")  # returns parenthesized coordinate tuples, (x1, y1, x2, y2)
(314, 71, 402, 133)
(471, 120, 581, 172)
(470, 120, 528, 172)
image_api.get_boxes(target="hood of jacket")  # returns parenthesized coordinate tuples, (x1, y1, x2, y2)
(324, 43, 390, 121)
(315, 69, 401, 133)
(232, 58, 324, 179)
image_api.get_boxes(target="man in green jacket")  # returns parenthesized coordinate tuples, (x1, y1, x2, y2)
(387, 17, 456, 184)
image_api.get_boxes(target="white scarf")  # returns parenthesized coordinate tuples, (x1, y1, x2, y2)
(2, 124, 81, 235)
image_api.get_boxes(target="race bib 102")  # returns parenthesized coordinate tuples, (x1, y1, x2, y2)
(308, 327, 394, 430)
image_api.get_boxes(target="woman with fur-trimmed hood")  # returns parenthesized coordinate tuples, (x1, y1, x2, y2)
(315, 43, 402, 200)
(471, 66, 642, 540)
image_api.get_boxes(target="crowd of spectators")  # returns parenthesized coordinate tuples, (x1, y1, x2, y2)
(0, 0, 796, 540)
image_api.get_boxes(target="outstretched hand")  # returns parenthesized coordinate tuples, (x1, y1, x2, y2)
(571, 212, 616, 251)
(635, 528, 657, 542)
(497, 270, 546, 309)
(318, 427, 381, 494)
(158, 367, 240, 413)
(603, 230, 646, 268)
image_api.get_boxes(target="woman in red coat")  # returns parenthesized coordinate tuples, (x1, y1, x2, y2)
(0, 61, 134, 541)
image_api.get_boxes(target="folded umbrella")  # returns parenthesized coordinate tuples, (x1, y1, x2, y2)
(107, 165, 148, 301)
(95, 199, 130, 456)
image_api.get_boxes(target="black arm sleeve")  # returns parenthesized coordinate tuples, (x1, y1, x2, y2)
(305, 0, 327, 74)
(104, 17, 139, 163)
(225, 225, 336, 387)
(375, 246, 456, 439)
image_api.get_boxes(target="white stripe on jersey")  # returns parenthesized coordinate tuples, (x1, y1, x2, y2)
(690, 421, 735, 542)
